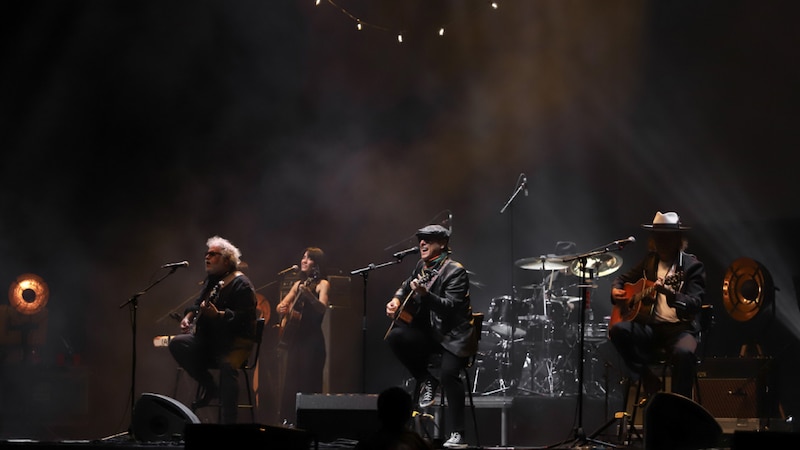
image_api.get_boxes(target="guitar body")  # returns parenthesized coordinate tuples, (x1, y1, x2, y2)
(278, 270, 321, 350)
(277, 294, 304, 350)
(609, 273, 684, 329)
(609, 278, 656, 328)
(384, 268, 437, 339)
(192, 280, 224, 335)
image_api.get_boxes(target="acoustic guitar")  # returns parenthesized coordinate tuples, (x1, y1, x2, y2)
(277, 269, 320, 349)
(384, 268, 438, 340)
(609, 272, 684, 328)
(191, 279, 224, 335)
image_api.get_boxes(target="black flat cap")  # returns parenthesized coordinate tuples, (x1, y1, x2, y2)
(416, 224, 451, 240)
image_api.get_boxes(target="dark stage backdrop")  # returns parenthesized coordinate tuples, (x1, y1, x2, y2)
(0, 0, 798, 441)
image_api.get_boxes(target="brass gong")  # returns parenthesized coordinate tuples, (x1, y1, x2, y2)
(8, 273, 49, 315)
(721, 257, 773, 322)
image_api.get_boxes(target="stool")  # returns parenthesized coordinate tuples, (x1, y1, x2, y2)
(618, 305, 715, 445)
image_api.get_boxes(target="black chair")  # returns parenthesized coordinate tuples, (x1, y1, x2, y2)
(619, 304, 715, 445)
(176, 317, 266, 423)
(236, 316, 266, 422)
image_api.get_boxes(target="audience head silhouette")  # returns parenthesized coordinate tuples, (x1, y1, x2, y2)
(377, 386, 414, 430)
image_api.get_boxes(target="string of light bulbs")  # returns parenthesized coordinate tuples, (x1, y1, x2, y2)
(315, 0, 501, 43)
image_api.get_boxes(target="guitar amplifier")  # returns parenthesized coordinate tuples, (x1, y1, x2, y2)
(279, 274, 300, 300)
(696, 357, 776, 433)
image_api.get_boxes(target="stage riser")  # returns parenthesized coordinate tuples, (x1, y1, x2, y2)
(296, 393, 612, 447)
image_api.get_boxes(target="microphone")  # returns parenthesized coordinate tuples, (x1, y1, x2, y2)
(521, 174, 528, 197)
(277, 264, 299, 276)
(613, 236, 636, 247)
(161, 261, 189, 269)
(393, 247, 420, 259)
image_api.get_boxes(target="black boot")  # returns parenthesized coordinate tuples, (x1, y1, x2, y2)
(191, 383, 219, 410)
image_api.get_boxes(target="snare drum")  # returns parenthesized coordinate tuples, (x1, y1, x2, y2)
(487, 295, 529, 339)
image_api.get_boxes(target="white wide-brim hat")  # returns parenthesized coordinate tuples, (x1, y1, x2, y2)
(641, 211, 691, 231)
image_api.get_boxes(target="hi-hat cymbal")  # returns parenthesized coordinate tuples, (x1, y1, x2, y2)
(519, 283, 541, 290)
(515, 254, 570, 271)
(569, 253, 622, 278)
(549, 296, 580, 304)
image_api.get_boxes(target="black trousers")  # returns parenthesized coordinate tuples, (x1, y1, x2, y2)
(608, 320, 698, 398)
(386, 325, 468, 433)
(169, 333, 252, 424)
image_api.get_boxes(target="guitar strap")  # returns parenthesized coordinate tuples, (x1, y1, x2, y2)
(425, 260, 447, 287)
(203, 271, 243, 302)
(220, 270, 244, 290)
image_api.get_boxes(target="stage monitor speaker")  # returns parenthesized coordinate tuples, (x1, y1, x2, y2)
(132, 393, 200, 442)
(296, 393, 380, 443)
(185, 423, 314, 450)
(644, 392, 722, 450)
(732, 430, 798, 449)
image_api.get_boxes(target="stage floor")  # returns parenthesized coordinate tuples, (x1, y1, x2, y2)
(1, 392, 796, 450)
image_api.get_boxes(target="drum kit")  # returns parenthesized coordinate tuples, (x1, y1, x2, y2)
(474, 252, 622, 398)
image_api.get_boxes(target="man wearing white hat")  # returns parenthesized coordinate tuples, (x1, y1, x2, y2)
(608, 211, 706, 400)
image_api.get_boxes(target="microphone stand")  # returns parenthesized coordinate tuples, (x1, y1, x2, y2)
(351, 257, 408, 393)
(549, 242, 627, 449)
(495, 175, 527, 398)
(118, 266, 183, 434)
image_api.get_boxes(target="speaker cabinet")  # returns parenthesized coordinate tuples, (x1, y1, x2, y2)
(322, 276, 361, 393)
(644, 392, 723, 450)
(132, 393, 199, 442)
(185, 423, 314, 450)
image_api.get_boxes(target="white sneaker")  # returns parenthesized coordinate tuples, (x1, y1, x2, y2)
(443, 431, 468, 449)
(418, 378, 438, 408)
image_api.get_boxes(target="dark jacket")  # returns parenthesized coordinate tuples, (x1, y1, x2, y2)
(190, 272, 258, 351)
(393, 257, 478, 358)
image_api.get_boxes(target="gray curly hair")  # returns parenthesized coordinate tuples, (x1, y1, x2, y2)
(207, 235, 243, 269)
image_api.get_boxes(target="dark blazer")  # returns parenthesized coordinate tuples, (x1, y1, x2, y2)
(611, 251, 706, 331)
(191, 272, 258, 350)
(393, 257, 478, 358)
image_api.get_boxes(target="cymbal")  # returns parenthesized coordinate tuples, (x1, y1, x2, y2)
(569, 253, 622, 278)
(549, 296, 580, 304)
(515, 254, 570, 271)
(519, 283, 541, 290)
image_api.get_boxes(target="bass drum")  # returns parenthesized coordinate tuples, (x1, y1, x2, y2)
(486, 295, 530, 339)
(562, 314, 610, 347)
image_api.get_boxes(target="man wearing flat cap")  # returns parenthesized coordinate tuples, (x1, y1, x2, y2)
(385, 224, 477, 449)
(608, 211, 706, 400)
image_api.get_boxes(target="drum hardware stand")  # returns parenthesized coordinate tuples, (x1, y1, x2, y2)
(481, 335, 523, 395)
(548, 241, 629, 449)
